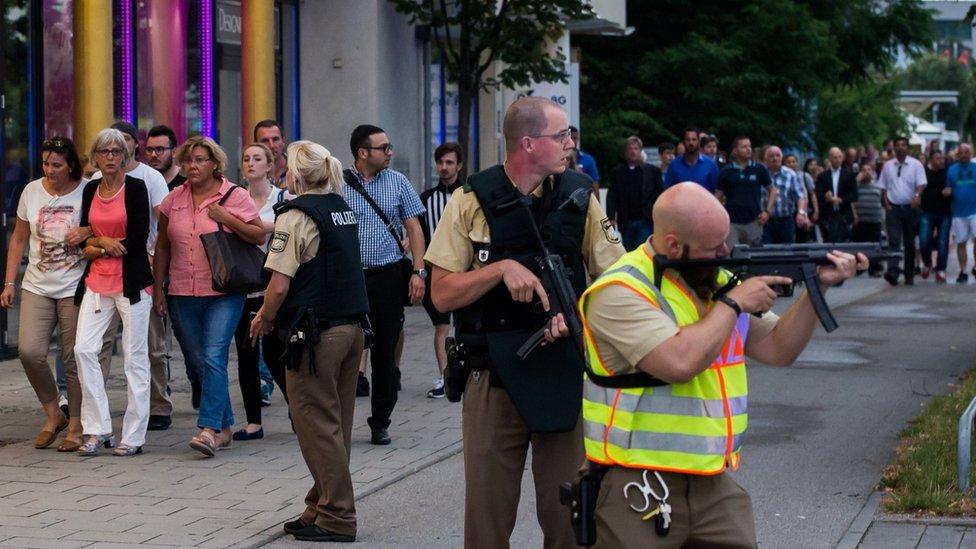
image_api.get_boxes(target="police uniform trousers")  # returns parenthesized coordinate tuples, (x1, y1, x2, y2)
(593, 466, 757, 549)
(288, 323, 364, 537)
(462, 370, 582, 549)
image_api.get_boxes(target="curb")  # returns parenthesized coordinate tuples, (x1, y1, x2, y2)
(242, 440, 464, 548)
(835, 491, 883, 549)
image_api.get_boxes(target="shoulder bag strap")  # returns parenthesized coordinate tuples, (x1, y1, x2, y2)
(343, 169, 406, 254)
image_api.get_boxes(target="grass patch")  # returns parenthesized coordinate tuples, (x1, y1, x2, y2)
(880, 368, 976, 515)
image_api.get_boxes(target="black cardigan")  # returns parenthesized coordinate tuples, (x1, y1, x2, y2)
(74, 175, 154, 305)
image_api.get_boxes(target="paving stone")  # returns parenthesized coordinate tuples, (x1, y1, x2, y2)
(0, 537, 90, 548)
(858, 522, 924, 549)
(64, 530, 158, 544)
(917, 525, 966, 549)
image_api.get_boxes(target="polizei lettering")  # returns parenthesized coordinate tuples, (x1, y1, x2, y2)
(331, 211, 357, 226)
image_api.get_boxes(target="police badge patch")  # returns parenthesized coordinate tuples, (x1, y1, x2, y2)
(270, 231, 289, 253)
(477, 247, 490, 263)
(600, 218, 621, 244)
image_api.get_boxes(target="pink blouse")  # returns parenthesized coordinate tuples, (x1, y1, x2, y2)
(85, 186, 126, 294)
(159, 178, 260, 296)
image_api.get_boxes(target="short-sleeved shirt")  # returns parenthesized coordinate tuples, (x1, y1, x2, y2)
(264, 188, 330, 277)
(85, 185, 127, 294)
(159, 178, 260, 296)
(947, 161, 976, 218)
(878, 156, 927, 206)
(764, 166, 806, 217)
(345, 168, 425, 268)
(17, 178, 86, 299)
(578, 150, 600, 182)
(93, 162, 168, 254)
(585, 261, 779, 375)
(424, 170, 625, 276)
(664, 154, 720, 192)
(717, 161, 773, 224)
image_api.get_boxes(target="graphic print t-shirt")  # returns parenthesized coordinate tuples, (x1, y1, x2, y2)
(16, 178, 86, 299)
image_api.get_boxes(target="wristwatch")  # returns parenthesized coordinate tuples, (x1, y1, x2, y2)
(715, 294, 742, 316)
(413, 268, 428, 280)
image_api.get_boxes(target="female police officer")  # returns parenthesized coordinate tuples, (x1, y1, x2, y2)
(249, 140, 368, 543)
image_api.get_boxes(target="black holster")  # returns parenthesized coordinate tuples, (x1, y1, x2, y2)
(560, 462, 605, 546)
(285, 309, 322, 375)
(444, 337, 469, 403)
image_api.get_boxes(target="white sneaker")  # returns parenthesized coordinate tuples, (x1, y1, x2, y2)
(58, 393, 69, 417)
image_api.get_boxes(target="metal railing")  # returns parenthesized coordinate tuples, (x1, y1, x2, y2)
(957, 396, 976, 492)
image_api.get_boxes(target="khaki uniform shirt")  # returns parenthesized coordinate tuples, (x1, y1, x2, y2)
(424, 175, 625, 275)
(585, 265, 780, 375)
(264, 188, 330, 276)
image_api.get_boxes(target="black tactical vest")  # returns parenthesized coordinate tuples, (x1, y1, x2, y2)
(455, 165, 590, 343)
(275, 193, 369, 333)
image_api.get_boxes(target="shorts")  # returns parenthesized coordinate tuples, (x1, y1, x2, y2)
(422, 277, 451, 326)
(951, 214, 976, 242)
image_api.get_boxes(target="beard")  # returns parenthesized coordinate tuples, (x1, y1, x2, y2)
(673, 245, 720, 300)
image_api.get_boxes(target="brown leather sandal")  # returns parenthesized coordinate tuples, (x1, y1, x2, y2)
(34, 416, 69, 449)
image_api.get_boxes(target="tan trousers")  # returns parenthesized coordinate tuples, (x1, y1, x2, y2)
(289, 324, 363, 537)
(18, 290, 84, 416)
(104, 309, 172, 416)
(462, 370, 582, 549)
(593, 467, 757, 549)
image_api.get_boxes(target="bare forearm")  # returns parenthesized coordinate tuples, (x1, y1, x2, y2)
(765, 189, 778, 213)
(431, 262, 507, 312)
(153, 245, 170, 293)
(259, 273, 291, 320)
(406, 219, 426, 270)
(224, 216, 266, 244)
(4, 235, 28, 284)
(637, 306, 738, 384)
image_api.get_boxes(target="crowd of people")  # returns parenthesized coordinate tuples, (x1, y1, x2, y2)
(598, 129, 976, 286)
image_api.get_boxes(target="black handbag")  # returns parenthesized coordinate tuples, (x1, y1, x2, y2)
(199, 185, 268, 294)
(343, 170, 414, 305)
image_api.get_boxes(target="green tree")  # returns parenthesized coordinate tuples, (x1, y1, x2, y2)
(388, 0, 593, 166)
(577, 0, 932, 169)
(897, 54, 976, 138)
(813, 79, 908, 152)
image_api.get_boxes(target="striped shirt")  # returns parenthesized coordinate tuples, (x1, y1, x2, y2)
(853, 183, 884, 224)
(763, 166, 806, 217)
(419, 180, 461, 244)
(345, 168, 425, 268)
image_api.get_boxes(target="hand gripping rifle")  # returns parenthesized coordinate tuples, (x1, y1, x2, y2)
(652, 242, 901, 333)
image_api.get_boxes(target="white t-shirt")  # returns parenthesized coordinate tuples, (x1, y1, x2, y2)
(92, 162, 169, 253)
(246, 187, 293, 299)
(16, 178, 87, 299)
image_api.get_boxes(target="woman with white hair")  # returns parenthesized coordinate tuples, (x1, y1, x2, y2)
(250, 141, 368, 542)
(73, 128, 155, 456)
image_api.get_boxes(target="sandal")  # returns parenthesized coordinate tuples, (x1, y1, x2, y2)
(34, 415, 69, 449)
(113, 444, 143, 456)
(77, 434, 116, 456)
(189, 430, 230, 457)
(57, 435, 83, 453)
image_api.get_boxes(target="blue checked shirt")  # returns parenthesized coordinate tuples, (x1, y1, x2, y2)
(346, 168, 426, 268)
(762, 166, 807, 217)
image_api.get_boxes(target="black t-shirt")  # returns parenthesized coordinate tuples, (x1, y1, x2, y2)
(167, 173, 187, 191)
(922, 167, 951, 214)
(717, 161, 772, 224)
(621, 165, 645, 221)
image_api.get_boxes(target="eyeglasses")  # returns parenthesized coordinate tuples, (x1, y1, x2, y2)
(182, 156, 213, 166)
(363, 143, 393, 154)
(145, 146, 173, 156)
(530, 129, 572, 144)
(96, 148, 124, 158)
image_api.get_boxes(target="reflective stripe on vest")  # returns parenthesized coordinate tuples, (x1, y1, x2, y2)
(579, 245, 749, 475)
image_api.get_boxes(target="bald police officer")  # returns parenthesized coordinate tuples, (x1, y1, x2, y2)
(578, 183, 864, 547)
(425, 97, 625, 548)
(250, 141, 367, 543)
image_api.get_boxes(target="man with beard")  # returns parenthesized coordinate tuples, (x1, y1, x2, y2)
(254, 119, 288, 187)
(664, 128, 719, 192)
(145, 125, 184, 190)
(578, 182, 864, 548)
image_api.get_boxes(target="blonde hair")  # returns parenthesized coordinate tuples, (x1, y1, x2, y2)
(241, 142, 275, 181)
(177, 135, 228, 176)
(286, 140, 344, 196)
(90, 128, 132, 168)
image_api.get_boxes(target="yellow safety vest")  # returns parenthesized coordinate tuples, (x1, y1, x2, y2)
(579, 245, 749, 475)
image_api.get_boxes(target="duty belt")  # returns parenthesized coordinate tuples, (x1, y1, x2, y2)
(465, 348, 506, 389)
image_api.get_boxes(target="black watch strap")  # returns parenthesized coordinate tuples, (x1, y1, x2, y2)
(715, 294, 742, 316)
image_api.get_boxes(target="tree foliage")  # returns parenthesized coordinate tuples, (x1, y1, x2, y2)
(813, 79, 908, 152)
(388, 0, 593, 167)
(577, 0, 932, 169)
(897, 54, 976, 137)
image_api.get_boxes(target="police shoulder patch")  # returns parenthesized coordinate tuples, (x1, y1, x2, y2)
(269, 231, 290, 253)
(600, 218, 621, 244)
(462, 183, 474, 193)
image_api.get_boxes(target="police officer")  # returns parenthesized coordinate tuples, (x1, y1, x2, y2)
(250, 140, 367, 543)
(578, 183, 864, 548)
(425, 97, 625, 548)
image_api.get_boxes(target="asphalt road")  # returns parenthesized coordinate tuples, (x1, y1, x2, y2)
(270, 279, 976, 548)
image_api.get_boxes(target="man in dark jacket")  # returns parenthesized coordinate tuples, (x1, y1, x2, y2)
(815, 146, 859, 242)
(715, 136, 775, 247)
(605, 136, 663, 250)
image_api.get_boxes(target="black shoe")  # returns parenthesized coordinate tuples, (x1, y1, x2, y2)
(283, 518, 310, 535)
(883, 273, 899, 286)
(958, 272, 970, 284)
(356, 373, 369, 397)
(147, 415, 172, 431)
(232, 427, 264, 441)
(292, 524, 356, 543)
(371, 427, 391, 445)
(191, 380, 201, 410)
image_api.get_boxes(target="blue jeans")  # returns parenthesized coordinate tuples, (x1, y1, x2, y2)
(621, 219, 652, 251)
(169, 294, 245, 430)
(919, 211, 951, 272)
(763, 216, 796, 244)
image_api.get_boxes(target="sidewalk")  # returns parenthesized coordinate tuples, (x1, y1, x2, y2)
(0, 307, 459, 548)
(838, 492, 976, 548)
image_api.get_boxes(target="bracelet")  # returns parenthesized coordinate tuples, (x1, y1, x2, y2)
(715, 294, 742, 316)
(4, 282, 14, 287)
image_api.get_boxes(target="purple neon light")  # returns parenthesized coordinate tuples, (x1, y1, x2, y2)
(119, 0, 133, 122)
(200, 0, 214, 137)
